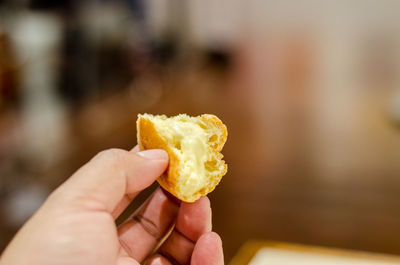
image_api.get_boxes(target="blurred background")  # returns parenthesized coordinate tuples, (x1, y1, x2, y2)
(1, 0, 400, 262)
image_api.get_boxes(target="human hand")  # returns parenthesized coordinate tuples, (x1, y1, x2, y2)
(0, 147, 223, 265)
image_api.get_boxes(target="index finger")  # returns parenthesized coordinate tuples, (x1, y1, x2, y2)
(118, 188, 180, 262)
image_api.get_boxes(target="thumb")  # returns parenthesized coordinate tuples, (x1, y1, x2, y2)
(49, 148, 169, 213)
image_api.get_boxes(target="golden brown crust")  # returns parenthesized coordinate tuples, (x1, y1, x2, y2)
(200, 114, 228, 152)
(137, 116, 181, 197)
(197, 114, 228, 199)
(137, 113, 228, 202)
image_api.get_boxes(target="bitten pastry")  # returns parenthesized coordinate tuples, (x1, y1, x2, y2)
(136, 113, 228, 202)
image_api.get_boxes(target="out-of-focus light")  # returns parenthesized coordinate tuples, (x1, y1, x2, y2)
(3, 184, 49, 226)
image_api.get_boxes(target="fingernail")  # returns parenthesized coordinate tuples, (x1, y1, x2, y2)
(137, 149, 169, 160)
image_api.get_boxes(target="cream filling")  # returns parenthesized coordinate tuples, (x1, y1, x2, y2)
(148, 114, 211, 195)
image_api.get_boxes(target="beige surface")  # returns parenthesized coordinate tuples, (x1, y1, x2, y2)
(230, 241, 400, 265)
(249, 248, 400, 265)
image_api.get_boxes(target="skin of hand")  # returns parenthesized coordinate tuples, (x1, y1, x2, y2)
(0, 146, 224, 265)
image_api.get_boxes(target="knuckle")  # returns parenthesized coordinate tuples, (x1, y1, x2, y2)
(93, 148, 128, 166)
